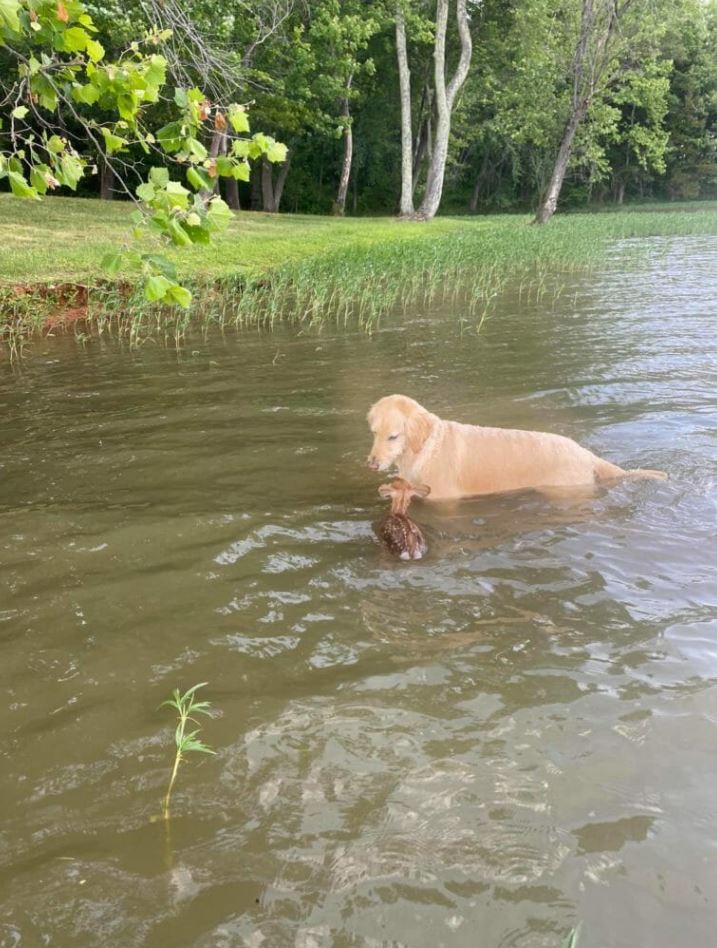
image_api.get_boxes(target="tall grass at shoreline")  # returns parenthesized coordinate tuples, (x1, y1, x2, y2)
(175, 207, 717, 333)
(2, 198, 717, 354)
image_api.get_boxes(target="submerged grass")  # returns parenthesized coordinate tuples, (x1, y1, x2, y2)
(2, 195, 717, 354)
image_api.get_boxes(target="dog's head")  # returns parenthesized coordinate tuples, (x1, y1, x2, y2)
(367, 395, 434, 471)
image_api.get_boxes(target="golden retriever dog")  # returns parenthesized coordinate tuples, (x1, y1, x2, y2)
(367, 394, 667, 500)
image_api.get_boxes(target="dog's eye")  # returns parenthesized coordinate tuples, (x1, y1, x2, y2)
(388, 434, 399, 441)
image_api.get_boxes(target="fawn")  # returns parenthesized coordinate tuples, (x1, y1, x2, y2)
(376, 478, 430, 560)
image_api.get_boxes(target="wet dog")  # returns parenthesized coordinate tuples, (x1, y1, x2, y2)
(367, 394, 666, 500)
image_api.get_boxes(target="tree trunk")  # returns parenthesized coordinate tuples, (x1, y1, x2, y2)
(200, 127, 227, 205)
(261, 156, 277, 212)
(533, 109, 584, 224)
(396, 8, 414, 217)
(334, 76, 354, 216)
(411, 131, 427, 197)
(468, 149, 491, 212)
(273, 154, 291, 212)
(533, 0, 625, 224)
(415, 0, 472, 221)
(262, 154, 291, 213)
(412, 84, 432, 197)
(250, 162, 262, 210)
(99, 158, 115, 200)
(224, 175, 241, 210)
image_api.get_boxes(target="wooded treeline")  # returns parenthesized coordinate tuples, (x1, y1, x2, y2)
(5, 0, 717, 219)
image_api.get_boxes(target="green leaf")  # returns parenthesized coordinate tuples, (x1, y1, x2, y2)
(58, 153, 83, 190)
(251, 132, 269, 154)
(166, 284, 192, 308)
(180, 682, 209, 700)
(60, 26, 91, 54)
(29, 164, 51, 194)
(149, 166, 169, 187)
(86, 38, 104, 62)
(31, 74, 58, 112)
(231, 140, 251, 159)
(144, 274, 172, 302)
(186, 166, 212, 191)
(266, 140, 288, 164)
(232, 161, 250, 182)
(228, 105, 250, 134)
(215, 155, 234, 177)
(101, 127, 127, 154)
(0, 0, 21, 34)
(141, 254, 177, 281)
(165, 180, 189, 207)
(101, 251, 123, 276)
(117, 92, 138, 123)
(145, 55, 166, 90)
(187, 137, 207, 161)
(168, 219, 193, 247)
(11, 105, 28, 120)
(206, 196, 232, 231)
(136, 181, 155, 202)
(8, 171, 39, 199)
(47, 135, 65, 154)
(72, 83, 100, 105)
(157, 121, 183, 153)
(183, 224, 211, 245)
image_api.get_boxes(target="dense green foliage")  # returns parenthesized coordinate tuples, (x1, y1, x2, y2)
(0, 0, 287, 303)
(3, 0, 714, 219)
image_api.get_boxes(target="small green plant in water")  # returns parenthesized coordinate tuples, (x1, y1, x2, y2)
(561, 923, 582, 948)
(161, 682, 215, 819)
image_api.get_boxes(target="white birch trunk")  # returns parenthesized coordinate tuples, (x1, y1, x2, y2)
(396, 8, 415, 217)
(415, 0, 472, 221)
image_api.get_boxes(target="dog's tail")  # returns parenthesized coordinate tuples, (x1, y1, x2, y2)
(594, 458, 668, 482)
(621, 468, 668, 481)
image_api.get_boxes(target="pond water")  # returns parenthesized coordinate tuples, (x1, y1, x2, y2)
(1, 235, 716, 948)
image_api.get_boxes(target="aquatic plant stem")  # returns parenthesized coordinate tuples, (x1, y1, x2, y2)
(161, 682, 215, 821)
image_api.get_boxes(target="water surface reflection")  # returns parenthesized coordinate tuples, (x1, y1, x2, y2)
(1, 236, 716, 947)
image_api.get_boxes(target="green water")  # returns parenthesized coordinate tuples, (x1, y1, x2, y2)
(1, 236, 716, 947)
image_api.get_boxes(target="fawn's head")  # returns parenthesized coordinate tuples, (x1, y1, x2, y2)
(378, 478, 430, 514)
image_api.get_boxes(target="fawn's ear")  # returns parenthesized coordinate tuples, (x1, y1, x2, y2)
(405, 407, 433, 454)
(378, 484, 395, 499)
(411, 483, 431, 499)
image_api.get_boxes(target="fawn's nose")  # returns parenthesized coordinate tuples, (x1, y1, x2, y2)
(368, 456, 380, 470)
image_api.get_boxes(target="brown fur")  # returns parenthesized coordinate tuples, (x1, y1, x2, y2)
(367, 394, 667, 501)
(377, 478, 430, 559)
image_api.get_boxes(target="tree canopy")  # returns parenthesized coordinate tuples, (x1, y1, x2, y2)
(2, 0, 716, 231)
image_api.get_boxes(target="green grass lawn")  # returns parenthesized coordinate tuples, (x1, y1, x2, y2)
(3, 194, 717, 289)
(0, 194, 477, 285)
(2, 194, 717, 347)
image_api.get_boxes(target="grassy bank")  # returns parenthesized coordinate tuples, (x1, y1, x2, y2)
(2, 195, 717, 350)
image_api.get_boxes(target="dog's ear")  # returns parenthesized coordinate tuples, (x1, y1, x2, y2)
(410, 483, 431, 499)
(405, 408, 433, 454)
(378, 483, 394, 499)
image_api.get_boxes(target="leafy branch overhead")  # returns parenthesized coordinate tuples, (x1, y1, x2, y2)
(0, 0, 286, 305)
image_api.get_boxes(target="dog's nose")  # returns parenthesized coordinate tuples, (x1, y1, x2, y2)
(368, 456, 380, 470)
